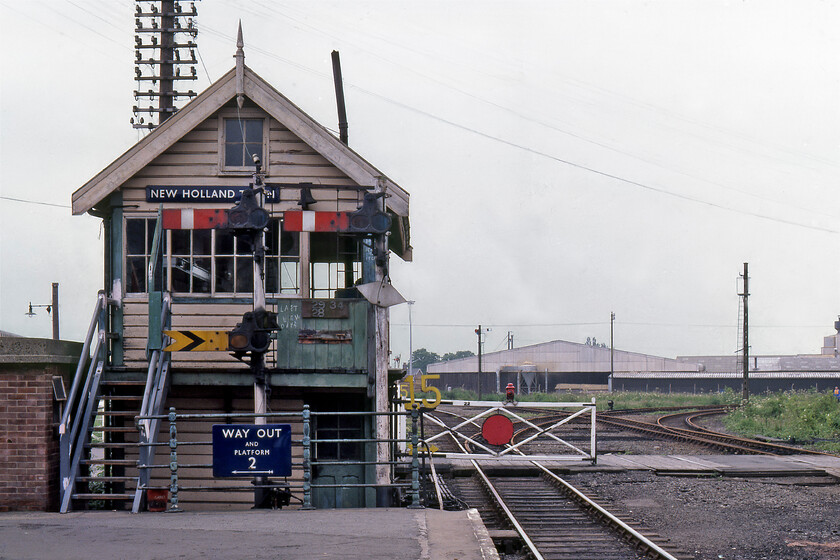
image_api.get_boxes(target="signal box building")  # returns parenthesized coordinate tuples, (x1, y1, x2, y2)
(68, 47, 410, 510)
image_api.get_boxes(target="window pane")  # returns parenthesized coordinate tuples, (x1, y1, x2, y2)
(171, 230, 190, 255)
(280, 231, 299, 257)
(171, 258, 191, 292)
(126, 220, 146, 255)
(244, 120, 262, 142)
(264, 221, 279, 255)
(235, 236, 252, 255)
(265, 257, 278, 293)
(236, 257, 253, 292)
(126, 257, 146, 293)
(193, 258, 212, 293)
(245, 143, 262, 162)
(193, 230, 211, 255)
(215, 257, 234, 292)
(225, 143, 243, 167)
(225, 119, 243, 143)
(280, 261, 299, 294)
(215, 229, 234, 255)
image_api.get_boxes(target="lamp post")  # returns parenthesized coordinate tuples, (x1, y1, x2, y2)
(407, 301, 415, 377)
(26, 283, 59, 340)
(475, 325, 490, 400)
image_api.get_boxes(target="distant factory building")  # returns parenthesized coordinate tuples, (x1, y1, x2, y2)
(427, 327, 840, 394)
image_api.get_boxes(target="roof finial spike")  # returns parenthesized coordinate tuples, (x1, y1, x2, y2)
(235, 20, 245, 108)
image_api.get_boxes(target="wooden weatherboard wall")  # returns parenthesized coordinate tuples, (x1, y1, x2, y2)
(275, 300, 368, 371)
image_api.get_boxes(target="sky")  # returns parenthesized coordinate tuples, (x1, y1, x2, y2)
(3, 1, 840, 364)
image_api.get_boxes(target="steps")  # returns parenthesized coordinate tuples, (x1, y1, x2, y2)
(70, 378, 146, 510)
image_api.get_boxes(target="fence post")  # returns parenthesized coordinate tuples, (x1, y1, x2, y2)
(167, 407, 181, 512)
(302, 405, 315, 510)
(408, 405, 422, 508)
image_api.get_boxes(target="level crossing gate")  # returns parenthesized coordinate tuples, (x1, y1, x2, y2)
(419, 399, 598, 463)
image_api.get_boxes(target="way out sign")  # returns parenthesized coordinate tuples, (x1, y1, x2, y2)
(212, 424, 292, 477)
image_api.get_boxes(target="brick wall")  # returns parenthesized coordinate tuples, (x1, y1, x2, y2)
(0, 338, 81, 511)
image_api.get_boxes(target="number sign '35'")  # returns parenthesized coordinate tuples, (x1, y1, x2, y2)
(402, 374, 442, 410)
(212, 424, 292, 477)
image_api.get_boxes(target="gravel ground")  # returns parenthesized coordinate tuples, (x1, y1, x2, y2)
(567, 470, 840, 560)
(570, 414, 840, 560)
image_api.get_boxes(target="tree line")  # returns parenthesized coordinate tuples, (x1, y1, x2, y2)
(409, 348, 475, 373)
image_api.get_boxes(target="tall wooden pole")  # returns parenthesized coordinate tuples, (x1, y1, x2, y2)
(476, 325, 482, 400)
(51, 283, 60, 341)
(741, 263, 750, 401)
(158, 0, 175, 125)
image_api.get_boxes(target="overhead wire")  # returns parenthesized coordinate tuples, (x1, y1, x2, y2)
(251, 1, 840, 219)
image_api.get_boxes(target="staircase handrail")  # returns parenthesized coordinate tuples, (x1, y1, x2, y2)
(59, 291, 107, 435)
(133, 291, 172, 513)
(139, 292, 172, 436)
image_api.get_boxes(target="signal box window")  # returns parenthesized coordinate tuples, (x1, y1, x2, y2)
(315, 414, 362, 461)
(125, 217, 300, 296)
(223, 118, 263, 169)
(125, 218, 164, 293)
(309, 233, 362, 299)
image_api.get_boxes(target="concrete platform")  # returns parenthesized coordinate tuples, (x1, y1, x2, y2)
(0, 508, 499, 560)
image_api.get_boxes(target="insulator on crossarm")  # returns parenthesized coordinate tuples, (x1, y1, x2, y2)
(135, 35, 142, 45)
(150, 4, 157, 13)
(175, 2, 182, 13)
(135, 5, 141, 14)
(135, 67, 142, 77)
(190, 67, 196, 76)
(135, 18, 142, 28)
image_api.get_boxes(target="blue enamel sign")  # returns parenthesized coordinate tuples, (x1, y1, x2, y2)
(212, 424, 292, 477)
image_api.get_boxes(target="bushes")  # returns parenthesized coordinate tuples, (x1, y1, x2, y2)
(723, 390, 840, 451)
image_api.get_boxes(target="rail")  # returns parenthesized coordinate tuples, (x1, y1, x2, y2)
(431, 406, 680, 559)
(133, 405, 424, 511)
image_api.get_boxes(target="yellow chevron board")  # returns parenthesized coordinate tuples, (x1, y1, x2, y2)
(163, 330, 230, 352)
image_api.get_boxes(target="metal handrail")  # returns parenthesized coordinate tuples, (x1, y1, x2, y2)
(139, 292, 171, 434)
(134, 406, 421, 512)
(59, 291, 106, 434)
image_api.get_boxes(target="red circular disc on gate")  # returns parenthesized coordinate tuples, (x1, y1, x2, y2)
(482, 414, 514, 446)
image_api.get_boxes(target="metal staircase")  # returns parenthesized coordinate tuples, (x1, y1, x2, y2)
(59, 289, 172, 513)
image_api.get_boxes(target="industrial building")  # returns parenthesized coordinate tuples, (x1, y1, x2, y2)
(427, 325, 840, 395)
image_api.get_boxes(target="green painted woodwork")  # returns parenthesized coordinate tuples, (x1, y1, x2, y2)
(274, 299, 370, 371)
(110, 200, 124, 366)
(147, 291, 163, 351)
(171, 371, 369, 388)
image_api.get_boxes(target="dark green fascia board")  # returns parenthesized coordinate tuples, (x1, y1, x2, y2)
(172, 371, 368, 388)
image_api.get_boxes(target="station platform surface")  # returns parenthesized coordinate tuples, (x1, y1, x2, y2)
(437, 453, 840, 478)
(0, 507, 499, 560)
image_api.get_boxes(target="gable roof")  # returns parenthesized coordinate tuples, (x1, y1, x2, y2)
(71, 66, 410, 219)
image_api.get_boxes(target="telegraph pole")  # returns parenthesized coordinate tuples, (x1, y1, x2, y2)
(740, 263, 750, 401)
(609, 311, 615, 392)
(476, 325, 482, 400)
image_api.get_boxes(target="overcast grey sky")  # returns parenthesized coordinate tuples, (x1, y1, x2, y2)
(2, 1, 840, 363)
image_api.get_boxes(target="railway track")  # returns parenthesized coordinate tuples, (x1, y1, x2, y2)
(424, 407, 687, 559)
(602, 409, 830, 456)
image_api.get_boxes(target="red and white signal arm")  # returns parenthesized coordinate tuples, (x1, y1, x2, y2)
(162, 208, 227, 230)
